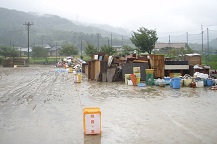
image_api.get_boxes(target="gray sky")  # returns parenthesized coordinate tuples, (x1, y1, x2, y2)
(1, 0, 217, 38)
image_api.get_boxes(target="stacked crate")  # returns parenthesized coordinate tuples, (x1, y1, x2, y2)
(133, 67, 141, 84)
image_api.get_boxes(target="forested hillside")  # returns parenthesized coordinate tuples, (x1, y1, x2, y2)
(0, 8, 133, 48)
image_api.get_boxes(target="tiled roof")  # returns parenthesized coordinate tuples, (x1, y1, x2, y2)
(155, 43, 187, 49)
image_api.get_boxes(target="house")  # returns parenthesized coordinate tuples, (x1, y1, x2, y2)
(155, 42, 187, 51)
(50, 45, 61, 56)
(112, 46, 123, 53)
(15, 47, 32, 57)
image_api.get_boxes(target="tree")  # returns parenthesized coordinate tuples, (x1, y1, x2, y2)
(0, 46, 19, 58)
(121, 45, 133, 55)
(186, 46, 194, 54)
(84, 43, 98, 57)
(100, 45, 116, 56)
(32, 46, 48, 58)
(130, 27, 158, 54)
(59, 43, 78, 56)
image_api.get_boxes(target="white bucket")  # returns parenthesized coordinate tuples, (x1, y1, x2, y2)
(196, 81, 204, 88)
(214, 79, 217, 85)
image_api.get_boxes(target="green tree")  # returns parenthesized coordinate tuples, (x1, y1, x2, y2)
(130, 27, 158, 54)
(186, 46, 194, 54)
(100, 45, 116, 56)
(59, 43, 78, 56)
(32, 46, 48, 58)
(121, 45, 133, 55)
(0, 46, 19, 58)
(84, 43, 98, 57)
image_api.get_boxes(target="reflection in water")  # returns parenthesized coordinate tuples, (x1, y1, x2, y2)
(84, 134, 101, 144)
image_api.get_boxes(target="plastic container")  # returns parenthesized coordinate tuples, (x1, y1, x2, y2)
(74, 73, 82, 83)
(207, 79, 214, 86)
(68, 67, 73, 73)
(183, 78, 192, 87)
(83, 107, 101, 134)
(146, 74, 154, 86)
(154, 79, 159, 86)
(133, 67, 140, 73)
(125, 74, 131, 85)
(171, 78, 180, 89)
(128, 80, 133, 85)
(164, 77, 171, 85)
(214, 79, 217, 85)
(170, 79, 173, 88)
(145, 69, 154, 74)
(203, 78, 207, 86)
(130, 74, 137, 86)
(196, 81, 204, 88)
(180, 79, 184, 87)
(197, 73, 208, 79)
(136, 77, 140, 84)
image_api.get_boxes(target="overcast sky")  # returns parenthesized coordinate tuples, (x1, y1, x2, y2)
(1, 0, 217, 37)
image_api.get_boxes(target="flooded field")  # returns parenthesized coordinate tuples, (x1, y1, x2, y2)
(0, 65, 217, 144)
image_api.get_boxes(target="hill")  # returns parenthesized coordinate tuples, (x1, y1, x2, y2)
(0, 7, 132, 48)
(189, 38, 217, 53)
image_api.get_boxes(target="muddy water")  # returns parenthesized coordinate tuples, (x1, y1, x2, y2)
(0, 65, 217, 144)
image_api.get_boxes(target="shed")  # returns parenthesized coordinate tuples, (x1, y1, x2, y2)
(183, 53, 201, 66)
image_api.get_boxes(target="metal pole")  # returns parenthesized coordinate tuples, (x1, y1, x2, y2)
(186, 32, 188, 46)
(201, 25, 203, 54)
(207, 28, 209, 62)
(81, 40, 83, 59)
(111, 33, 112, 47)
(56, 42, 57, 63)
(97, 33, 100, 52)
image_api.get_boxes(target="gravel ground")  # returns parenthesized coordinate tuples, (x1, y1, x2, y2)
(0, 65, 217, 144)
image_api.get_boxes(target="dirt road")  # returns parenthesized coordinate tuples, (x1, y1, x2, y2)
(0, 65, 217, 144)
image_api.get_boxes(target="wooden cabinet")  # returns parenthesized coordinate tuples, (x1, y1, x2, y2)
(149, 55, 165, 78)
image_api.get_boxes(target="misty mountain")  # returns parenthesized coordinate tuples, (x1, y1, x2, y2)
(0, 7, 132, 48)
(189, 38, 217, 53)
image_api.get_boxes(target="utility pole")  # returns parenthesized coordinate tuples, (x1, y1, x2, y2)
(207, 28, 209, 62)
(108, 38, 110, 46)
(56, 42, 57, 63)
(42, 35, 44, 47)
(122, 35, 124, 46)
(201, 24, 204, 54)
(23, 22, 33, 63)
(186, 32, 188, 46)
(111, 33, 113, 47)
(81, 40, 83, 59)
(168, 35, 171, 57)
(97, 33, 100, 52)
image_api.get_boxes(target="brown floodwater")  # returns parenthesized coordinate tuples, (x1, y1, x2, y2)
(0, 65, 217, 144)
